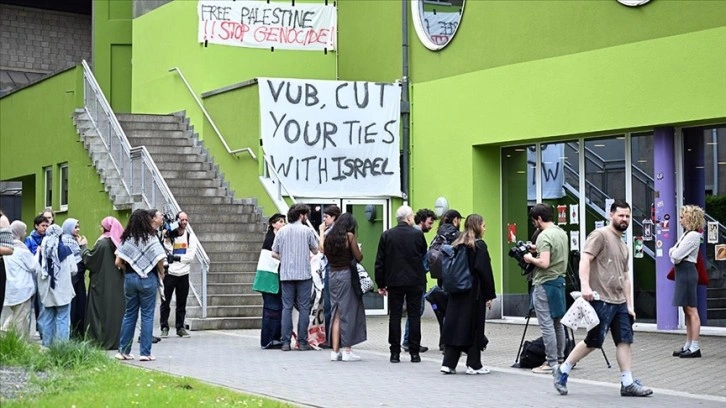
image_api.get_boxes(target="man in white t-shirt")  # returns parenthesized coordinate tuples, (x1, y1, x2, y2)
(159, 211, 197, 338)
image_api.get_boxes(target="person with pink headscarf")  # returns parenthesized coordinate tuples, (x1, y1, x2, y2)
(83, 216, 125, 349)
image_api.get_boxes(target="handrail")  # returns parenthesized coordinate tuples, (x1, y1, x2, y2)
(81, 60, 210, 318)
(168, 67, 257, 160)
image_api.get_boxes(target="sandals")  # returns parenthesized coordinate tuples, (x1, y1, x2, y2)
(139, 355, 156, 362)
(114, 353, 135, 361)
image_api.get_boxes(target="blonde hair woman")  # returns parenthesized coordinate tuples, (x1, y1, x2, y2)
(669, 205, 705, 358)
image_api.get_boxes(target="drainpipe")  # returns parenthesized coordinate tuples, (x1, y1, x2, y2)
(713, 129, 719, 195)
(401, 0, 411, 202)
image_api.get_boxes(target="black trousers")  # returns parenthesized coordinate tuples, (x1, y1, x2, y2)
(0, 259, 5, 315)
(70, 277, 87, 338)
(159, 274, 190, 330)
(443, 344, 482, 371)
(388, 285, 423, 354)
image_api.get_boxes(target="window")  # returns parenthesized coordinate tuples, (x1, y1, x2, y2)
(43, 167, 53, 209)
(59, 163, 69, 211)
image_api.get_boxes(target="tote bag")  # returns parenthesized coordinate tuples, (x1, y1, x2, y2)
(252, 249, 281, 294)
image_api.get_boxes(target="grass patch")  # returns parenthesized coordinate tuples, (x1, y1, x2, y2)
(0, 332, 293, 407)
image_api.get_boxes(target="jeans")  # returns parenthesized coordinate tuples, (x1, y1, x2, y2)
(159, 274, 189, 330)
(403, 290, 426, 346)
(38, 303, 71, 347)
(388, 285, 423, 354)
(118, 272, 158, 357)
(533, 284, 565, 366)
(281, 279, 313, 346)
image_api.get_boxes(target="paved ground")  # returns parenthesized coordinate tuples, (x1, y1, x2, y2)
(114, 316, 726, 407)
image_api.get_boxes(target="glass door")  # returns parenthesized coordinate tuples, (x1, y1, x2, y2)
(343, 199, 390, 315)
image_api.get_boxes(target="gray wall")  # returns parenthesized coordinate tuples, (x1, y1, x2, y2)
(133, 0, 172, 18)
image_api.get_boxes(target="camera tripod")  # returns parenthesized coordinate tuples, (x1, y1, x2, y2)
(512, 250, 611, 368)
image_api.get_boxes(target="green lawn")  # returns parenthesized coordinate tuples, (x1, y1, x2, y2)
(0, 332, 293, 407)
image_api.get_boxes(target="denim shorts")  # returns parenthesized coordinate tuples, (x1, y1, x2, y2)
(584, 301, 634, 348)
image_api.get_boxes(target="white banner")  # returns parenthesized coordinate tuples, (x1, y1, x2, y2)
(198, 0, 336, 51)
(527, 144, 566, 200)
(260, 77, 402, 198)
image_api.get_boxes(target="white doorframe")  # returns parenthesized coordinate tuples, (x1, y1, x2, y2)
(343, 198, 390, 316)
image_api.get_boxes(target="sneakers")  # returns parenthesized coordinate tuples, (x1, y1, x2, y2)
(330, 351, 342, 361)
(410, 353, 421, 363)
(298, 344, 312, 351)
(160, 328, 169, 338)
(177, 328, 190, 338)
(390, 352, 400, 363)
(341, 350, 361, 361)
(440, 366, 456, 374)
(553, 365, 569, 396)
(402, 344, 429, 353)
(532, 363, 554, 374)
(281, 344, 291, 351)
(466, 366, 490, 375)
(620, 381, 653, 397)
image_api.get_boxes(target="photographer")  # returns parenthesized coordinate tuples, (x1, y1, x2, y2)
(159, 211, 197, 338)
(522, 204, 568, 374)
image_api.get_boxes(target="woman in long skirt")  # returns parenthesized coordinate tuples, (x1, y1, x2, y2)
(324, 213, 366, 362)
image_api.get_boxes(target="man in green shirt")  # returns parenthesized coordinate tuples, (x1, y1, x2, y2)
(523, 203, 569, 374)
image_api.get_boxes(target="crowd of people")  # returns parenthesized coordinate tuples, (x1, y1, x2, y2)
(0, 207, 195, 363)
(0, 198, 710, 398)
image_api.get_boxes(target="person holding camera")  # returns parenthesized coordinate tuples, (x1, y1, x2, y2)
(159, 211, 196, 338)
(523, 203, 568, 375)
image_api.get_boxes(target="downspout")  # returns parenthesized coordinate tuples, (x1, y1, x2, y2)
(713, 128, 719, 195)
(401, 0, 411, 202)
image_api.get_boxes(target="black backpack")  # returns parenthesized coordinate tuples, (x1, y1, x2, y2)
(426, 234, 447, 279)
(518, 337, 546, 368)
(440, 243, 472, 294)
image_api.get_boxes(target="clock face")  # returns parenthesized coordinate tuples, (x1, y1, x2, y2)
(617, 0, 651, 6)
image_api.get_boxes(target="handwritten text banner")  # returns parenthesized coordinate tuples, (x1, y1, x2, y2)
(198, 0, 336, 51)
(259, 78, 402, 198)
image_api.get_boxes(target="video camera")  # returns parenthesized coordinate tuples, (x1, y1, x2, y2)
(508, 240, 535, 276)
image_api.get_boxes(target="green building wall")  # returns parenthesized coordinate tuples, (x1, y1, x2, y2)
(93, 0, 133, 112)
(0, 67, 129, 237)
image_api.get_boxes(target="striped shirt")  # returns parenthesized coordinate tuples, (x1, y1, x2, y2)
(271, 221, 319, 281)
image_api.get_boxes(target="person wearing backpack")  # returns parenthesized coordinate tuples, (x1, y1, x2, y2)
(439, 214, 496, 375)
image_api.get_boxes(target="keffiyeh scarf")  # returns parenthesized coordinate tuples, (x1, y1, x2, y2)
(61, 218, 82, 264)
(41, 224, 72, 289)
(116, 234, 166, 278)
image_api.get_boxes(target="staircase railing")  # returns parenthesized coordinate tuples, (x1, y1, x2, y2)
(168, 67, 257, 160)
(80, 60, 210, 318)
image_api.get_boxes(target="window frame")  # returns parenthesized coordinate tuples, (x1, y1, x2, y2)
(59, 163, 69, 211)
(43, 166, 53, 209)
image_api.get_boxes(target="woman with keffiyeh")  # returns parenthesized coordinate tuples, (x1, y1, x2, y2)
(37, 224, 77, 347)
(84, 216, 125, 350)
(115, 209, 166, 361)
(62, 218, 88, 339)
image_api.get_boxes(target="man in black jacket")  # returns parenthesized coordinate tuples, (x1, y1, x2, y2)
(375, 205, 428, 363)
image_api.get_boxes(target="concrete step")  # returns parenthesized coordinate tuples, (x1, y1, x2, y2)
(160, 170, 218, 180)
(198, 305, 262, 318)
(182, 203, 257, 215)
(192, 223, 266, 234)
(117, 113, 180, 123)
(208, 261, 258, 272)
(193, 213, 258, 223)
(153, 154, 209, 164)
(120, 122, 184, 131)
(207, 251, 261, 262)
(203, 241, 262, 252)
(164, 179, 223, 188)
(125, 136, 195, 147)
(171, 187, 229, 198)
(155, 161, 213, 172)
(206, 293, 261, 306)
(142, 145, 203, 155)
(187, 316, 261, 330)
(176, 195, 234, 205)
(195, 232, 263, 242)
(207, 283, 255, 295)
(207, 272, 257, 284)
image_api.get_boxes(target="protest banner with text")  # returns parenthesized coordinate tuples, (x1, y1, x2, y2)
(259, 78, 402, 198)
(198, 0, 336, 51)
